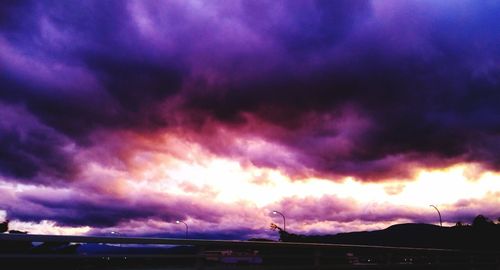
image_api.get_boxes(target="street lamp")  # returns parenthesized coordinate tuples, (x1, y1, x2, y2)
(429, 205, 442, 227)
(272, 210, 286, 232)
(176, 220, 189, 239)
(110, 231, 122, 247)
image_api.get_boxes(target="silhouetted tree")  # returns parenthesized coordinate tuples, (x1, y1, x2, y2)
(0, 220, 8, 233)
(270, 223, 282, 232)
(472, 215, 494, 228)
(270, 223, 285, 240)
(270, 223, 306, 242)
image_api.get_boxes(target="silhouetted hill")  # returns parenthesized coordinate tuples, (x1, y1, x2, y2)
(279, 223, 500, 251)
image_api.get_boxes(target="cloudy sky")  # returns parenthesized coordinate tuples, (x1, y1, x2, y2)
(0, 0, 499, 239)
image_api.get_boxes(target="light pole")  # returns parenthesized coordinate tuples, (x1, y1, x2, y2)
(429, 205, 442, 227)
(176, 220, 189, 239)
(272, 210, 286, 232)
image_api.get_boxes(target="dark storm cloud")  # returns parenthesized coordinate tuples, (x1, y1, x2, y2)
(1, 187, 225, 227)
(0, 0, 499, 183)
(0, 0, 184, 182)
(240, 0, 371, 52)
(181, 1, 500, 180)
(0, 0, 183, 137)
(0, 103, 77, 183)
(0, 126, 75, 181)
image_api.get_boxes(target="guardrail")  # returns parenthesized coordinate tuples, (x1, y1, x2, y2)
(1, 233, 499, 269)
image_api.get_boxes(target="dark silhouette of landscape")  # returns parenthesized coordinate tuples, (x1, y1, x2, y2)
(1, 214, 500, 255)
(271, 215, 500, 251)
(1, 215, 500, 269)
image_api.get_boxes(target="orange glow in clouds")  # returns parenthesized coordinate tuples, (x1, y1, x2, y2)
(2, 133, 500, 235)
(122, 135, 500, 212)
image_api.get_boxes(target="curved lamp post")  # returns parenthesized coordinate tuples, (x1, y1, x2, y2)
(176, 220, 189, 239)
(429, 205, 442, 227)
(272, 210, 286, 232)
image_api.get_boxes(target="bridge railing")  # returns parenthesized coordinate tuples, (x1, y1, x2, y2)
(1, 233, 499, 269)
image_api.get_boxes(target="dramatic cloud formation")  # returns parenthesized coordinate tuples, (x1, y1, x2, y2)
(0, 0, 499, 238)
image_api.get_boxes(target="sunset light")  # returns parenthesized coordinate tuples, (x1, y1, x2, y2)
(0, 0, 499, 244)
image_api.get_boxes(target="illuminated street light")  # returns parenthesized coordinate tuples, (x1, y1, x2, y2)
(176, 220, 189, 239)
(429, 205, 442, 227)
(110, 231, 122, 247)
(272, 210, 286, 232)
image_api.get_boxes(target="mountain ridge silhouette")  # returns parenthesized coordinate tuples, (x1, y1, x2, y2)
(275, 221, 500, 251)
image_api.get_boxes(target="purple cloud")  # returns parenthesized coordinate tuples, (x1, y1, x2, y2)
(1, 0, 498, 181)
(0, 0, 499, 235)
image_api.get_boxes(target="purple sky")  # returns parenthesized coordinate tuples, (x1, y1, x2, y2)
(0, 0, 499, 239)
